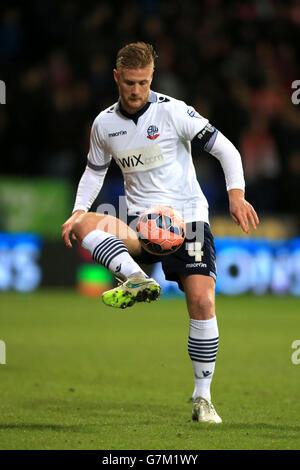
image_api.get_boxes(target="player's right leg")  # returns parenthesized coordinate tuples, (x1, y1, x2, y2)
(161, 220, 221, 423)
(181, 274, 222, 424)
(72, 212, 161, 308)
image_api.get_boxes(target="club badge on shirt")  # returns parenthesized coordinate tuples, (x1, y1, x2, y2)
(147, 125, 160, 140)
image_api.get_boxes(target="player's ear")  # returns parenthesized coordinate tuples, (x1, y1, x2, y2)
(150, 67, 154, 82)
(113, 69, 119, 85)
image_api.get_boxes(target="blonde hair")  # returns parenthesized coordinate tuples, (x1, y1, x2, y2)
(116, 42, 157, 71)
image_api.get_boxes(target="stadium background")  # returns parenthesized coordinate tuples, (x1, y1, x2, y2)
(1, 0, 300, 296)
(1, 0, 300, 452)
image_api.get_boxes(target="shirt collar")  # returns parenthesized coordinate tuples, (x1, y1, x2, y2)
(117, 90, 157, 124)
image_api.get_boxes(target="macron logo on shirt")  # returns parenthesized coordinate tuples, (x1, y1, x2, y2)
(108, 130, 127, 137)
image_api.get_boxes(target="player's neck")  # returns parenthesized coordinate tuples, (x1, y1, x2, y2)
(119, 99, 151, 124)
(119, 100, 147, 115)
(119, 90, 151, 115)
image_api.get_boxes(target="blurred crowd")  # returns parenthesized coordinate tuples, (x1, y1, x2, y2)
(0, 0, 299, 217)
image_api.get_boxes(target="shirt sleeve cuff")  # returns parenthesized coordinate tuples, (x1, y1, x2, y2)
(72, 206, 88, 214)
(226, 183, 245, 192)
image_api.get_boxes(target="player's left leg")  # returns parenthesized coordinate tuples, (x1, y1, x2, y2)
(72, 212, 161, 308)
(180, 274, 222, 423)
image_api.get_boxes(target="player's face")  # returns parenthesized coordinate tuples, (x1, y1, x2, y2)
(114, 65, 154, 114)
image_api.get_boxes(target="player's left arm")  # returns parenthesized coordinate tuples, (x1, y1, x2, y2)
(193, 125, 259, 234)
(227, 188, 259, 234)
(168, 101, 259, 233)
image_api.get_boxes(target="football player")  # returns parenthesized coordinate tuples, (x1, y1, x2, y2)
(62, 42, 259, 423)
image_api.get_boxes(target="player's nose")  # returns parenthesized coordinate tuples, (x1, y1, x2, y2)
(131, 83, 139, 95)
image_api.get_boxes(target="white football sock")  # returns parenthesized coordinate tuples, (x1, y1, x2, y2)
(188, 316, 219, 401)
(81, 229, 146, 278)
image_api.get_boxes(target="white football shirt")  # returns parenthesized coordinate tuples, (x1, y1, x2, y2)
(73, 90, 245, 223)
(85, 91, 212, 223)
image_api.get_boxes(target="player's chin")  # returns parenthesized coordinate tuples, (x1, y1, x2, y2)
(129, 99, 142, 108)
(129, 98, 146, 108)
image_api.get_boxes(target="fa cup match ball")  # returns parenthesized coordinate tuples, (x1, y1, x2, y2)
(137, 206, 186, 255)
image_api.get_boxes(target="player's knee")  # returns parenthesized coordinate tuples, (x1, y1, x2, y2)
(187, 294, 215, 320)
(72, 212, 121, 242)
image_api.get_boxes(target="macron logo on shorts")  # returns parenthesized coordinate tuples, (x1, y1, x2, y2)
(186, 262, 207, 268)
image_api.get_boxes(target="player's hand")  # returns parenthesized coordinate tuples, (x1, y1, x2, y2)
(228, 189, 259, 234)
(62, 210, 86, 248)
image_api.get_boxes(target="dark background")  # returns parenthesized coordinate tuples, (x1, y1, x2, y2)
(0, 0, 299, 223)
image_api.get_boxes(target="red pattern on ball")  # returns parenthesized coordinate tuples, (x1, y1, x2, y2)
(137, 206, 186, 255)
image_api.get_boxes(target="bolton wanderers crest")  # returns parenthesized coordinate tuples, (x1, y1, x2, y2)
(147, 125, 160, 140)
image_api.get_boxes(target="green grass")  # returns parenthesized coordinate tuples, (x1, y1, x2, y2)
(0, 290, 300, 450)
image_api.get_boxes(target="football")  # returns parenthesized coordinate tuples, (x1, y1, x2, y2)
(136, 206, 186, 255)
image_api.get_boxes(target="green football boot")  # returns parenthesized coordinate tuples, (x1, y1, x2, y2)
(102, 275, 161, 309)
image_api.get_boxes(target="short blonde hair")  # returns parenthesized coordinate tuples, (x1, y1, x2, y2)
(116, 42, 157, 71)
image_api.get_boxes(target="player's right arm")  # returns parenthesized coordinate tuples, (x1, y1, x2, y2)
(62, 210, 86, 248)
(62, 117, 111, 248)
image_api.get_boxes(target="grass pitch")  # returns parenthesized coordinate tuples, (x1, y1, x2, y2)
(0, 290, 300, 450)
